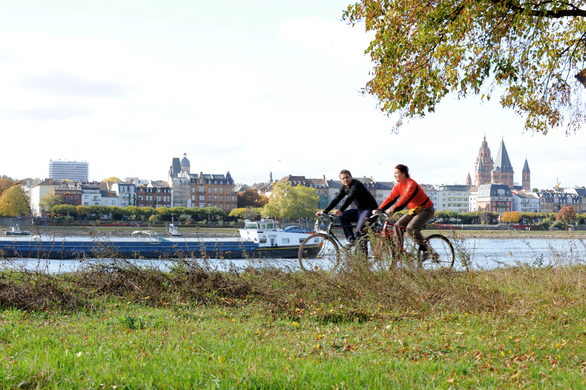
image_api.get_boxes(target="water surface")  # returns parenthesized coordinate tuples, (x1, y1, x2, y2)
(1, 238, 584, 273)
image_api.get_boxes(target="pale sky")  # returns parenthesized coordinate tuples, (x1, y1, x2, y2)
(0, 0, 584, 189)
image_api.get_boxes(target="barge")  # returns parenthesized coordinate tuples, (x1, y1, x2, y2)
(0, 220, 320, 260)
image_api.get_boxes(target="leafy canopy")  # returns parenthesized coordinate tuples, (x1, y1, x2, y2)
(237, 188, 269, 208)
(557, 205, 577, 224)
(0, 185, 31, 217)
(500, 211, 522, 223)
(344, 0, 586, 134)
(261, 183, 319, 220)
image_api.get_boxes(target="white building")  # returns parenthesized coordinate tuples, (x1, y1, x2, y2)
(421, 184, 438, 208)
(29, 180, 57, 217)
(49, 160, 89, 182)
(111, 182, 137, 207)
(100, 190, 120, 207)
(81, 185, 101, 206)
(436, 185, 470, 213)
(512, 191, 540, 213)
(468, 190, 478, 212)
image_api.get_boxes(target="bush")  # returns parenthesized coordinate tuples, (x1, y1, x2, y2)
(551, 220, 566, 230)
(538, 217, 552, 229)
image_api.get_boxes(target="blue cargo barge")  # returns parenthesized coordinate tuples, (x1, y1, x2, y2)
(0, 220, 319, 260)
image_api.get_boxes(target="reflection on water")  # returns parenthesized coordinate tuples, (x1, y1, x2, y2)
(1, 238, 584, 273)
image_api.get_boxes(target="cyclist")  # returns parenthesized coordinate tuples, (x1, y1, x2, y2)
(373, 164, 434, 253)
(317, 170, 378, 247)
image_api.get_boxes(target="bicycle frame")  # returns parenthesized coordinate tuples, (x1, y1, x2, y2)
(366, 213, 420, 261)
(313, 214, 344, 246)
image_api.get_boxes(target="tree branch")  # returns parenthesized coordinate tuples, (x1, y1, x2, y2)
(492, 0, 586, 18)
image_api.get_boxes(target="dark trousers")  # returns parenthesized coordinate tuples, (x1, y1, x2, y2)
(339, 208, 375, 242)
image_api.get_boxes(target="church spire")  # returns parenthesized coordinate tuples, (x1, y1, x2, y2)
(522, 158, 531, 191)
(491, 138, 514, 188)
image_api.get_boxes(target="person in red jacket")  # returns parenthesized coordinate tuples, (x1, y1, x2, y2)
(373, 164, 435, 252)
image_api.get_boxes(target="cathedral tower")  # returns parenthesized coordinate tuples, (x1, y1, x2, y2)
(491, 138, 514, 188)
(474, 136, 494, 188)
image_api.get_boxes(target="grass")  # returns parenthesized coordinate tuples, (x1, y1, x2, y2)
(0, 259, 585, 388)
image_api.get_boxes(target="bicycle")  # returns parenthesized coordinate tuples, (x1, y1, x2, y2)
(298, 212, 455, 271)
(297, 213, 350, 272)
(366, 211, 455, 270)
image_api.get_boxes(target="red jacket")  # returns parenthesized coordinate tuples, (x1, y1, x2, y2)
(379, 178, 433, 212)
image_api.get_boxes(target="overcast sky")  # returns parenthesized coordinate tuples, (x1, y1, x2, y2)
(0, 0, 584, 189)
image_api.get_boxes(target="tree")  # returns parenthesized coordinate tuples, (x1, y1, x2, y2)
(0, 177, 14, 196)
(76, 205, 89, 220)
(228, 207, 262, 220)
(479, 211, 499, 224)
(344, 1, 586, 134)
(500, 211, 522, 223)
(261, 183, 318, 220)
(237, 188, 269, 208)
(557, 205, 577, 224)
(51, 204, 78, 218)
(0, 185, 31, 217)
(103, 177, 122, 184)
(435, 210, 458, 223)
(203, 207, 227, 222)
(40, 194, 62, 213)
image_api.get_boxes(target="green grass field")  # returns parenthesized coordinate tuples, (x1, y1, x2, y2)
(0, 260, 584, 388)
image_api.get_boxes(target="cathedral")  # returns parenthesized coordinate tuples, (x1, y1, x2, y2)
(469, 136, 531, 191)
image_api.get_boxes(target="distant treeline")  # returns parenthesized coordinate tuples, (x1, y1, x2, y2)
(45, 205, 586, 228)
(47, 204, 229, 224)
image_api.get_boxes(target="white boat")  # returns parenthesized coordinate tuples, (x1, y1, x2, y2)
(4, 224, 30, 236)
(239, 219, 311, 248)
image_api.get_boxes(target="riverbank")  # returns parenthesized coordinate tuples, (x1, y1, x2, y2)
(0, 265, 584, 388)
(434, 229, 586, 240)
(4, 225, 240, 237)
(5, 225, 586, 239)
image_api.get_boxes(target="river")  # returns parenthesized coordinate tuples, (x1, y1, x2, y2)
(1, 238, 584, 273)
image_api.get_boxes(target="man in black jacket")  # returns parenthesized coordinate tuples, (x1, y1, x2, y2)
(318, 170, 378, 245)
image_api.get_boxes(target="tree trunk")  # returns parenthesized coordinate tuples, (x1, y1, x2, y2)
(577, 69, 586, 88)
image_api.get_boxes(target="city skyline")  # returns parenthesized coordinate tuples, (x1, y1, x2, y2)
(0, 1, 584, 189)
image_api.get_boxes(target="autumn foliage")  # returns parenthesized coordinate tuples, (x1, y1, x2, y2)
(500, 211, 522, 223)
(556, 206, 577, 224)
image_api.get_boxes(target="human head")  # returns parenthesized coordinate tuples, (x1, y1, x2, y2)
(394, 164, 410, 182)
(339, 169, 352, 187)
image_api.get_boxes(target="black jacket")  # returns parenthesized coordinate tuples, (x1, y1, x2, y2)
(324, 179, 378, 212)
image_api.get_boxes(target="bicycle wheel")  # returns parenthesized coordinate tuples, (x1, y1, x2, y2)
(298, 233, 340, 272)
(369, 234, 399, 270)
(418, 234, 455, 270)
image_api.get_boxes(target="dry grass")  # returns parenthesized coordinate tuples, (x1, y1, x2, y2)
(0, 272, 88, 311)
(0, 251, 584, 321)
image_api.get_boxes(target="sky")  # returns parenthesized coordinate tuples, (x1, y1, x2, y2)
(0, 0, 584, 189)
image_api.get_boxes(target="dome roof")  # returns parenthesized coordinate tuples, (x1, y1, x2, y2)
(180, 153, 190, 168)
